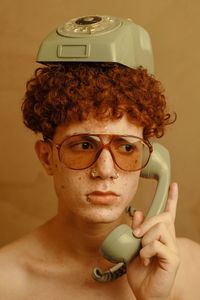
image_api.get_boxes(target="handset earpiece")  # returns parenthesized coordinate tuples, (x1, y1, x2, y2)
(93, 142, 171, 282)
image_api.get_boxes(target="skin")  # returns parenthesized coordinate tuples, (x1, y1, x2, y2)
(0, 116, 200, 299)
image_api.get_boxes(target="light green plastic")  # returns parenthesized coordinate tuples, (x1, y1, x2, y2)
(100, 143, 170, 264)
(36, 15, 154, 74)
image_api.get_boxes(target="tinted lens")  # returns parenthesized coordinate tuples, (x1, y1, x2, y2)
(59, 135, 101, 169)
(110, 136, 150, 171)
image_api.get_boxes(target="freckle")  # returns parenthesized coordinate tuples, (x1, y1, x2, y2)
(61, 185, 65, 189)
(55, 164, 58, 168)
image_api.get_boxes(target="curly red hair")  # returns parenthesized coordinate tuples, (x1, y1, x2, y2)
(22, 62, 175, 140)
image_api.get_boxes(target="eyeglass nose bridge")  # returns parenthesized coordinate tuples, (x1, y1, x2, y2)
(92, 139, 119, 169)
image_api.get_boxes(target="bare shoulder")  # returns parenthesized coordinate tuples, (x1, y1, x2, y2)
(0, 231, 42, 299)
(0, 241, 27, 298)
(173, 237, 200, 300)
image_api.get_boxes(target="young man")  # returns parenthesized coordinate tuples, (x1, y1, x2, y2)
(0, 62, 199, 299)
(1, 11, 200, 297)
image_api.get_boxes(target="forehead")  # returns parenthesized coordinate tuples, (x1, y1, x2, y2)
(54, 116, 143, 142)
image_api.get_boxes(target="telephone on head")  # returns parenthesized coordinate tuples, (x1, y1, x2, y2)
(36, 15, 154, 74)
(93, 142, 170, 282)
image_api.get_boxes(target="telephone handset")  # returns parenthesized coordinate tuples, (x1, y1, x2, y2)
(93, 142, 170, 282)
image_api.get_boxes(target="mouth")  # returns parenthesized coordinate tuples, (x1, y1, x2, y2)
(86, 191, 120, 205)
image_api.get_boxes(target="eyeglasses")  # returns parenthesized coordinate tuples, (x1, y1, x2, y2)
(52, 134, 153, 171)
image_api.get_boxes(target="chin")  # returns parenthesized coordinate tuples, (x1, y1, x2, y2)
(81, 206, 124, 224)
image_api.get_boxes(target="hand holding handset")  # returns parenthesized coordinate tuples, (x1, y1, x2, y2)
(93, 142, 170, 282)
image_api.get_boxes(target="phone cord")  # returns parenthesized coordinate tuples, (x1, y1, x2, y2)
(92, 262, 127, 282)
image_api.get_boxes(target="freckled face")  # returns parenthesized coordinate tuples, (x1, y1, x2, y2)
(51, 116, 143, 224)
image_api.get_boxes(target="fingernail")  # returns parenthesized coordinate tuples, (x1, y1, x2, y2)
(133, 228, 141, 236)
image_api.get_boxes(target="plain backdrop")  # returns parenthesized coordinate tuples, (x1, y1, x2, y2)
(0, 0, 199, 246)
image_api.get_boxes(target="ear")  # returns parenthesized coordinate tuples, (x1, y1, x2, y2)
(35, 140, 54, 176)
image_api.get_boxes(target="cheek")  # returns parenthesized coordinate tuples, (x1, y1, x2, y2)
(121, 173, 140, 201)
(53, 166, 87, 199)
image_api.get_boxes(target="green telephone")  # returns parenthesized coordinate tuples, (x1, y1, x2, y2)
(93, 142, 170, 282)
(36, 15, 154, 74)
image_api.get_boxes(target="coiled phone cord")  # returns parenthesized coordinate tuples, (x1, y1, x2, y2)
(92, 262, 127, 282)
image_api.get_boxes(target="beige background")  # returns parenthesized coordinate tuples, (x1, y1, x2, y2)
(0, 0, 199, 247)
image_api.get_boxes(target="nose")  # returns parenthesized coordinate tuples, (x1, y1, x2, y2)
(92, 148, 117, 180)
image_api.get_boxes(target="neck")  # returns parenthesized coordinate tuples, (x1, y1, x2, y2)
(44, 210, 131, 262)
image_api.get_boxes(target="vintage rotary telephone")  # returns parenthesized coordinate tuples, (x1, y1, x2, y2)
(36, 15, 170, 282)
(36, 15, 154, 73)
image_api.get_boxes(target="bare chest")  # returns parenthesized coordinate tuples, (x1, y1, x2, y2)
(22, 271, 135, 300)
